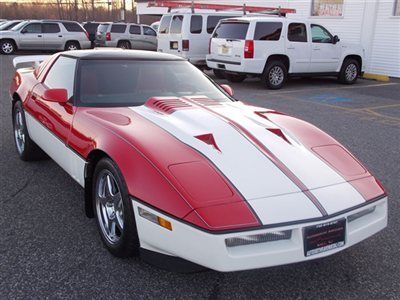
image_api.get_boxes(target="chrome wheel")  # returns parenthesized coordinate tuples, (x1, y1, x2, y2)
(95, 170, 124, 244)
(67, 44, 78, 51)
(2, 42, 14, 54)
(345, 63, 358, 81)
(14, 108, 25, 154)
(269, 66, 284, 86)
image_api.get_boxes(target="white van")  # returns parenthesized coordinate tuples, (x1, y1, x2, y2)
(157, 12, 242, 67)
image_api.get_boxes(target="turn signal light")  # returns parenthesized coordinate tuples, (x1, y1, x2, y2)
(182, 39, 189, 51)
(138, 207, 173, 231)
(244, 40, 254, 59)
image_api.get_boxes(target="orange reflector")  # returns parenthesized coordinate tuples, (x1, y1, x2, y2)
(158, 217, 173, 231)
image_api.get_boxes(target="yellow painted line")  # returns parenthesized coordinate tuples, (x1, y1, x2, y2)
(359, 103, 400, 110)
(363, 73, 390, 82)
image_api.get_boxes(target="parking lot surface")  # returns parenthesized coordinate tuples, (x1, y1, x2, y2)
(0, 54, 399, 299)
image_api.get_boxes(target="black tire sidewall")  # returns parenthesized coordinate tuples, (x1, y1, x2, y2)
(65, 41, 80, 51)
(339, 59, 359, 84)
(92, 158, 140, 257)
(0, 40, 16, 55)
(263, 61, 287, 90)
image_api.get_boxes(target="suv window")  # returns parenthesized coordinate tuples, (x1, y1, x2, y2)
(213, 22, 249, 40)
(129, 25, 141, 34)
(287, 23, 307, 42)
(97, 24, 109, 33)
(311, 24, 333, 43)
(62, 22, 84, 32)
(44, 56, 77, 100)
(159, 15, 171, 34)
(254, 22, 282, 41)
(22, 23, 42, 34)
(43, 23, 60, 33)
(143, 26, 156, 36)
(83, 23, 100, 34)
(190, 15, 202, 34)
(207, 16, 228, 34)
(170, 15, 183, 34)
(111, 24, 127, 33)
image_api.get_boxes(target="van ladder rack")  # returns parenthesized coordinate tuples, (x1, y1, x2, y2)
(147, 1, 296, 16)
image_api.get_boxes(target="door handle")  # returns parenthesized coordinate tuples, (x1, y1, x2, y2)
(287, 46, 295, 50)
(313, 48, 321, 51)
(37, 35, 42, 37)
(58, 35, 63, 37)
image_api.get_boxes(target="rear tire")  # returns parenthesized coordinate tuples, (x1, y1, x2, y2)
(93, 157, 140, 258)
(262, 61, 287, 90)
(225, 73, 246, 83)
(339, 59, 359, 84)
(65, 41, 80, 51)
(213, 69, 226, 79)
(0, 39, 16, 55)
(12, 101, 46, 161)
(118, 41, 131, 49)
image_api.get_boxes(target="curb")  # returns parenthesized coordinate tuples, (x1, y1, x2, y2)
(363, 73, 390, 82)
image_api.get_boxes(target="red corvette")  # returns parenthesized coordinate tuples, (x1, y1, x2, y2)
(10, 50, 387, 272)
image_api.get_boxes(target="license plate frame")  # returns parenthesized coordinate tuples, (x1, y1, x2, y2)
(304, 218, 346, 257)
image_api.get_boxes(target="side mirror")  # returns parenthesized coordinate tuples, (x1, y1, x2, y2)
(333, 35, 340, 44)
(220, 84, 234, 97)
(42, 88, 69, 103)
(21, 28, 27, 34)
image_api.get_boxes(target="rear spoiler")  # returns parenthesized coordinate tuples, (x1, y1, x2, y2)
(12, 55, 50, 69)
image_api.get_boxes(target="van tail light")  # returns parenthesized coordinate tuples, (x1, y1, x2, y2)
(182, 39, 189, 51)
(106, 32, 111, 41)
(244, 40, 254, 59)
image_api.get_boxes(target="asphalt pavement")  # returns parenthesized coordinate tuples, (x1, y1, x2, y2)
(0, 53, 399, 299)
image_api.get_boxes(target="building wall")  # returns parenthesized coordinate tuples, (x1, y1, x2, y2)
(137, 0, 400, 77)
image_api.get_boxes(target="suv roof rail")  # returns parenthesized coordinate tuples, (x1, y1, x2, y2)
(148, 0, 296, 16)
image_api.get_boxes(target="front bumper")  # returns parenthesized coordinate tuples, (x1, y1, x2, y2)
(133, 197, 387, 272)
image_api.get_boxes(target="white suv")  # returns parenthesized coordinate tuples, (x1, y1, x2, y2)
(207, 16, 365, 89)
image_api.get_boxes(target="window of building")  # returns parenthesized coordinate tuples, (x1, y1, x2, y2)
(311, 0, 344, 17)
(287, 23, 307, 42)
(190, 15, 203, 34)
(254, 22, 282, 41)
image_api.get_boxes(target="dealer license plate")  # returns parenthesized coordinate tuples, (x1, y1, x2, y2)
(220, 45, 231, 55)
(304, 218, 346, 257)
(170, 41, 178, 50)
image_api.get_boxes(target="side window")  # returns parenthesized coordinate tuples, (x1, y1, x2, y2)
(311, 24, 333, 43)
(62, 22, 84, 32)
(254, 22, 282, 41)
(170, 15, 183, 34)
(287, 23, 307, 42)
(159, 15, 171, 34)
(190, 15, 202, 34)
(207, 16, 229, 34)
(22, 23, 42, 34)
(111, 24, 127, 33)
(42, 23, 61, 34)
(129, 25, 141, 35)
(44, 56, 77, 101)
(143, 26, 156, 36)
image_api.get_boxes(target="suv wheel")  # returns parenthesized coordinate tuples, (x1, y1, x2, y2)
(225, 73, 246, 83)
(262, 61, 287, 90)
(213, 69, 226, 79)
(339, 59, 359, 84)
(0, 40, 16, 55)
(65, 41, 80, 51)
(118, 41, 131, 49)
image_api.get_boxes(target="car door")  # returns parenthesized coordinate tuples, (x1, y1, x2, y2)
(19, 22, 43, 49)
(128, 24, 144, 49)
(286, 22, 311, 74)
(142, 26, 157, 50)
(310, 24, 341, 73)
(26, 56, 82, 183)
(42, 23, 63, 50)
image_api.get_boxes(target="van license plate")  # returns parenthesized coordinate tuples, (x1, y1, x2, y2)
(304, 218, 346, 257)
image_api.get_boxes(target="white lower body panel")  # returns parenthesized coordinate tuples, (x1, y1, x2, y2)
(133, 197, 387, 272)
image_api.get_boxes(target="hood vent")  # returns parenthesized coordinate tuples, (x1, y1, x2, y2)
(267, 128, 291, 144)
(145, 97, 192, 114)
(195, 133, 221, 152)
(188, 97, 221, 107)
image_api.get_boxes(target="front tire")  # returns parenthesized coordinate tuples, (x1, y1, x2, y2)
(93, 158, 140, 258)
(12, 101, 46, 161)
(339, 59, 359, 84)
(262, 61, 287, 90)
(0, 39, 16, 55)
(225, 73, 246, 83)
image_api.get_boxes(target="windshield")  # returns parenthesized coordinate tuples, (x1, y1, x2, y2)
(11, 21, 28, 31)
(77, 60, 231, 107)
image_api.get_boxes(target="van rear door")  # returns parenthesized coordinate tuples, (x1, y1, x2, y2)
(210, 21, 250, 64)
(157, 14, 184, 55)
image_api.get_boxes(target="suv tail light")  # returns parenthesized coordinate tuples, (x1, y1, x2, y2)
(182, 39, 189, 51)
(106, 32, 111, 41)
(84, 30, 89, 40)
(244, 40, 254, 59)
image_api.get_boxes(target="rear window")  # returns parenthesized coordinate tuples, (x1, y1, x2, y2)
(254, 22, 282, 41)
(111, 24, 127, 33)
(129, 25, 141, 34)
(97, 24, 109, 33)
(170, 15, 183, 34)
(159, 15, 171, 34)
(62, 22, 84, 32)
(207, 16, 234, 34)
(190, 15, 202, 34)
(213, 22, 249, 40)
(83, 23, 100, 33)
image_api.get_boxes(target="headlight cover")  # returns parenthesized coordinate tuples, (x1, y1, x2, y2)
(225, 230, 292, 248)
